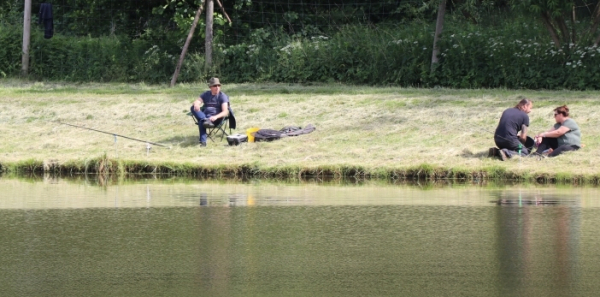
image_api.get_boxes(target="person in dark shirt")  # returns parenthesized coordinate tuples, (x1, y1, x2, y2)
(491, 98, 533, 161)
(189, 77, 229, 147)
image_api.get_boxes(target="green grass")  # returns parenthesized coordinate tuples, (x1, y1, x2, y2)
(1, 80, 599, 183)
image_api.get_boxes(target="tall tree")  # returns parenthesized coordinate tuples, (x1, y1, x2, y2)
(511, 0, 600, 48)
(431, 0, 447, 70)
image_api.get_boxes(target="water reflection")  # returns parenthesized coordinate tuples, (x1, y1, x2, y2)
(493, 192, 579, 206)
(2, 176, 600, 296)
(494, 191, 581, 296)
(2, 171, 530, 188)
(1, 175, 507, 209)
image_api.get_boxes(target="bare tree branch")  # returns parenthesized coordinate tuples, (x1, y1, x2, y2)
(215, 0, 232, 23)
(170, 0, 206, 87)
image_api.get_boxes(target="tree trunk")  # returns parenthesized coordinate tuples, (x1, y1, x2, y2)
(170, 1, 205, 87)
(205, 0, 214, 69)
(571, 5, 576, 44)
(431, 0, 446, 70)
(21, 0, 31, 75)
(586, 1, 600, 43)
(541, 12, 561, 48)
(554, 16, 571, 45)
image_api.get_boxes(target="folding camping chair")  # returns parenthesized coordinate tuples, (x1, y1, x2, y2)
(188, 105, 236, 142)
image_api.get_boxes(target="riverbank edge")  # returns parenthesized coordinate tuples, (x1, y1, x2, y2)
(1, 156, 598, 184)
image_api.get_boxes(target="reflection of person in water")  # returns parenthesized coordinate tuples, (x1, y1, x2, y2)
(494, 192, 580, 296)
(533, 105, 581, 158)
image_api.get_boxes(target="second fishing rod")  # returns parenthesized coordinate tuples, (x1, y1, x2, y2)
(58, 121, 172, 149)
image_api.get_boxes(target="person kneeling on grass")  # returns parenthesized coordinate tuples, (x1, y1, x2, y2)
(189, 77, 229, 147)
(491, 98, 533, 161)
(532, 105, 581, 158)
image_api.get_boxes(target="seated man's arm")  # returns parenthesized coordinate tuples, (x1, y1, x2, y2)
(193, 97, 203, 111)
(209, 102, 230, 122)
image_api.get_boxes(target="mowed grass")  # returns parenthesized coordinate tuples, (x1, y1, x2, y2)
(1, 80, 599, 179)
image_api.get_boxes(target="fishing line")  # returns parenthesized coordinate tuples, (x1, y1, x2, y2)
(58, 121, 172, 149)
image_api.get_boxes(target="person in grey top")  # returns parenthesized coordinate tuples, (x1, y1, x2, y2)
(533, 105, 581, 157)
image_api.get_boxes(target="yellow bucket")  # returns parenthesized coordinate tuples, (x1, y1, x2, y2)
(246, 127, 260, 142)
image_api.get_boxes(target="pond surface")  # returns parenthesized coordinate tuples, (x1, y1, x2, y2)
(1, 176, 600, 297)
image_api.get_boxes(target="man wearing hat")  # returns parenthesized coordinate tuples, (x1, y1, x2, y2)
(190, 77, 230, 146)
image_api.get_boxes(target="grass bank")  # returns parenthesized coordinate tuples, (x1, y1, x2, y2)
(1, 80, 599, 183)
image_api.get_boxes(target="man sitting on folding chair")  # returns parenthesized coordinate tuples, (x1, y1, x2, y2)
(189, 77, 229, 147)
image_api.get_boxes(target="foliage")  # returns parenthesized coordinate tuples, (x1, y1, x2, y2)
(0, 30, 206, 83)
(0, 0, 22, 25)
(2, 0, 600, 88)
(213, 19, 600, 89)
(0, 25, 21, 76)
(152, 0, 206, 37)
(510, 0, 600, 47)
(434, 19, 600, 89)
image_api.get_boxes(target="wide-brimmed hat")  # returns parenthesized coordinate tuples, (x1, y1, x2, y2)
(208, 77, 221, 87)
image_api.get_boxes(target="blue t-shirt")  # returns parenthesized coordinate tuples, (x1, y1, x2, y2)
(200, 91, 229, 117)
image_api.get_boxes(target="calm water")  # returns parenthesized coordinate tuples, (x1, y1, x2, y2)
(1, 176, 600, 297)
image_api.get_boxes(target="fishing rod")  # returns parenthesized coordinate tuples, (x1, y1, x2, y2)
(58, 121, 171, 149)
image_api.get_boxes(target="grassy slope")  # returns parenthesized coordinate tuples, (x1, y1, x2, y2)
(1, 80, 599, 179)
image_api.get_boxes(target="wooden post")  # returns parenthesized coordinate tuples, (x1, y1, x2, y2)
(170, 0, 205, 87)
(431, 0, 446, 70)
(22, 0, 32, 75)
(205, 0, 214, 69)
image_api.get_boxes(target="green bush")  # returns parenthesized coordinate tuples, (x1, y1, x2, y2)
(0, 25, 23, 76)
(0, 29, 205, 83)
(4, 16, 600, 89)
(216, 20, 600, 89)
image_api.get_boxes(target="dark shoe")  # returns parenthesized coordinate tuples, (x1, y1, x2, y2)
(498, 149, 507, 161)
(488, 147, 499, 158)
(203, 120, 215, 128)
(199, 142, 207, 147)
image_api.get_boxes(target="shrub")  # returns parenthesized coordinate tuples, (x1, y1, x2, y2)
(4, 15, 600, 89)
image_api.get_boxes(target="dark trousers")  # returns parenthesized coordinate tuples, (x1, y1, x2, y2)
(495, 137, 530, 156)
(42, 18, 53, 39)
(190, 106, 222, 143)
(534, 137, 579, 157)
